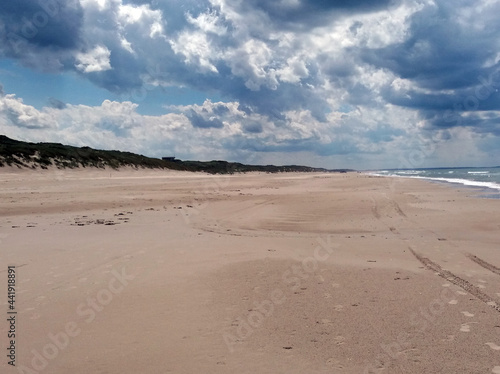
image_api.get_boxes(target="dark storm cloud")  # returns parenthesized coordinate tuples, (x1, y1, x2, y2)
(222, 135, 362, 156)
(186, 109, 224, 128)
(48, 97, 66, 109)
(361, 0, 500, 89)
(237, 0, 397, 29)
(360, 0, 500, 134)
(242, 122, 263, 134)
(234, 83, 329, 122)
(0, 0, 83, 55)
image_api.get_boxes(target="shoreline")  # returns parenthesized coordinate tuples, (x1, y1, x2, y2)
(365, 171, 500, 199)
(1, 169, 499, 373)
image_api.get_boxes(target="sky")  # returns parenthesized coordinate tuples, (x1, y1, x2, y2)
(0, 0, 499, 169)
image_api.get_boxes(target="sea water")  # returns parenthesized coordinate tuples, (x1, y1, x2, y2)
(369, 167, 500, 198)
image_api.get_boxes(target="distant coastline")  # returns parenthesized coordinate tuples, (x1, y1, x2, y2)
(0, 135, 353, 174)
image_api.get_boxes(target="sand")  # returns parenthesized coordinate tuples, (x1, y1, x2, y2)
(1, 167, 499, 374)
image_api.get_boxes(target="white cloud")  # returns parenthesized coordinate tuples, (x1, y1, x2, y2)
(120, 37, 134, 54)
(187, 10, 227, 36)
(170, 31, 220, 73)
(277, 56, 309, 83)
(225, 39, 278, 90)
(75, 45, 112, 73)
(0, 94, 57, 129)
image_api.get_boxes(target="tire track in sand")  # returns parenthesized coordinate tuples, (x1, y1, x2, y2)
(466, 254, 500, 277)
(408, 247, 500, 313)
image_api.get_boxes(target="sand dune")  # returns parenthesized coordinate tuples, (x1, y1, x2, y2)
(1, 168, 499, 373)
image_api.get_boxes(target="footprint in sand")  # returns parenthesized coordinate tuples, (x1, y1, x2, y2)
(461, 311, 474, 317)
(460, 322, 478, 332)
(326, 358, 344, 369)
(493, 366, 500, 374)
(460, 324, 471, 332)
(486, 343, 500, 351)
(334, 336, 346, 345)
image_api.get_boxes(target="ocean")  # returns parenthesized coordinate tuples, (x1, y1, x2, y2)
(369, 166, 500, 198)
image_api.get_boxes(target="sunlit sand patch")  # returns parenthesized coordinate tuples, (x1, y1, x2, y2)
(486, 343, 500, 351)
(448, 299, 458, 305)
(461, 311, 474, 317)
(492, 366, 500, 374)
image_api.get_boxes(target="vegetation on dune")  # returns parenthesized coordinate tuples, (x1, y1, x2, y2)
(0, 135, 353, 174)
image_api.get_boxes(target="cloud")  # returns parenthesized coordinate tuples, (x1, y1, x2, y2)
(75, 45, 112, 73)
(1, 0, 500, 168)
(48, 97, 67, 109)
(0, 93, 57, 129)
(360, 0, 500, 133)
(211, 0, 396, 32)
(0, 0, 84, 70)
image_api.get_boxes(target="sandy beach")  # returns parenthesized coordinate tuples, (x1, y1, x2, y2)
(1, 168, 499, 374)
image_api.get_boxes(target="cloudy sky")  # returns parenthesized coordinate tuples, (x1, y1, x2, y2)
(0, 0, 499, 169)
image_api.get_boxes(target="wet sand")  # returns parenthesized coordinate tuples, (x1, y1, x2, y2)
(1, 167, 499, 373)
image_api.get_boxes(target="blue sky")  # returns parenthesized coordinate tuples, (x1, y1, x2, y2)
(0, 0, 499, 169)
